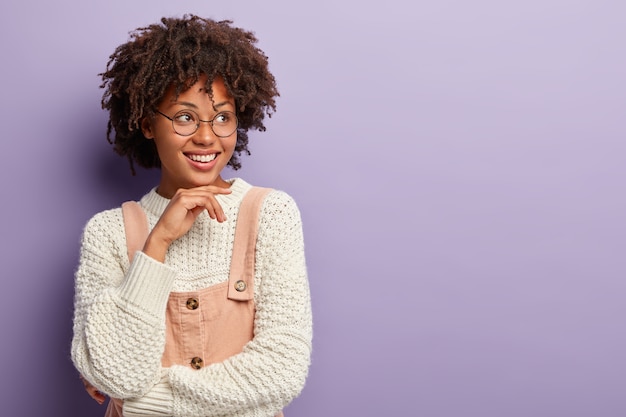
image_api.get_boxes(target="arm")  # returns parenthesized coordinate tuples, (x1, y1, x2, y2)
(71, 209, 176, 399)
(124, 190, 313, 417)
(73, 185, 231, 405)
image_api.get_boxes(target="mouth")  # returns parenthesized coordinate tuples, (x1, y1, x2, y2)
(186, 153, 218, 163)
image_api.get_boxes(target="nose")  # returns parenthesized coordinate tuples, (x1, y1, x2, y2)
(192, 120, 217, 145)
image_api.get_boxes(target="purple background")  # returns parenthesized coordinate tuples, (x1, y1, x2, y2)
(1, 1, 625, 416)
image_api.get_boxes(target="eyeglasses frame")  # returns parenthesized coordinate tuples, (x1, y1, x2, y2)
(155, 109, 238, 138)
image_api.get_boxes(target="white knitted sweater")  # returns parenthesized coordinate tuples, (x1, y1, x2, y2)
(71, 178, 312, 417)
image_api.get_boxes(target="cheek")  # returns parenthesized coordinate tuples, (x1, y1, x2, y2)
(224, 135, 238, 154)
(153, 136, 179, 162)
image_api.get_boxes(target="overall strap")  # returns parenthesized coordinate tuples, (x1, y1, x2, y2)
(121, 201, 149, 262)
(121, 187, 272, 298)
(228, 187, 273, 301)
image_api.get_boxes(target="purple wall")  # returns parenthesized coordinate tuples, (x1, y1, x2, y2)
(1, 1, 625, 416)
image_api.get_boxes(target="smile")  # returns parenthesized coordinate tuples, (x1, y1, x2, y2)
(187, 153, 217, 163)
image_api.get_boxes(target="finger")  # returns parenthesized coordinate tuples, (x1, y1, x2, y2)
(94, 391, 106, 405)
(178, 191, 226, 222)
(203, 196, 226, 222)
(177, 192, 224, 215)
(173, 186, 229, 202)
(198, 185, 232, 195)
(86, 386, 107, 404)
(190, 206, 205, 217)
(214, 200, 227, 222)
(204, 201, 219, 221)
(164, 189, 227, 230)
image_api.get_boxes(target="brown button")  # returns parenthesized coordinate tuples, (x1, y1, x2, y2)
(186, 298, 199, 310)
(190, 357, 204, 369)
(234, 280, 247, 292)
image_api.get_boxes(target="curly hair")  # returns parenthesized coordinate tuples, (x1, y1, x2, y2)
(100, 15, 279, 174)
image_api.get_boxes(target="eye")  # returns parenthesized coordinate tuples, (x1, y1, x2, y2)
(213, 112, 232, 125)
(173, 111, 197, 125)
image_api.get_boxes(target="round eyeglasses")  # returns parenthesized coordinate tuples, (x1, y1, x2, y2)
(156, 109, 238, 137)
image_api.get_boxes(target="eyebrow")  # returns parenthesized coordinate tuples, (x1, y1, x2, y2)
(173, 100, 234, 110)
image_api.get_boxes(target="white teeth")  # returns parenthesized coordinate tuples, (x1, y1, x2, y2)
(188, 154, 216, 163)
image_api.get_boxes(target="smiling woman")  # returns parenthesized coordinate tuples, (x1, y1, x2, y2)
(70, 15, 312, 417)
(100, 16, 279, 174)
(142, 76, 237, 197)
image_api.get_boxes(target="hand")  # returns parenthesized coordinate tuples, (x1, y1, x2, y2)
(80, 374, 106, 405)
(144, 185, 232, 261)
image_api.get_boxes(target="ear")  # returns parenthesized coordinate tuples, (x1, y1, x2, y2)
(141, 117, 154, 139)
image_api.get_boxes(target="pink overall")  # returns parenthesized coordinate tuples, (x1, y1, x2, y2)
(105, 187, 283, 417)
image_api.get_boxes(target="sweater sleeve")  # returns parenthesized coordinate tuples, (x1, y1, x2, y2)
(129, 190, 313, 417)
(70, 209, 177, 399)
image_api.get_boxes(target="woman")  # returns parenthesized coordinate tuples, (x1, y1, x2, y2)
(71, 15, 312, 417)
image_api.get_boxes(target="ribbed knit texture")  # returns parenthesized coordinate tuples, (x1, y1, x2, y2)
(71, 178, 312, 417)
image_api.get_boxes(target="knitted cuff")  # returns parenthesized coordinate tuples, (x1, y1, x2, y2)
(115, 251, 176, 317)
(122, 373, 174, 417)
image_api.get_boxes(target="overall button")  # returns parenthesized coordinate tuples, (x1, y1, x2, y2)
(190, 357, 204, 369)
(186, 298, 199, 310)
(234, 280, 247, 292)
